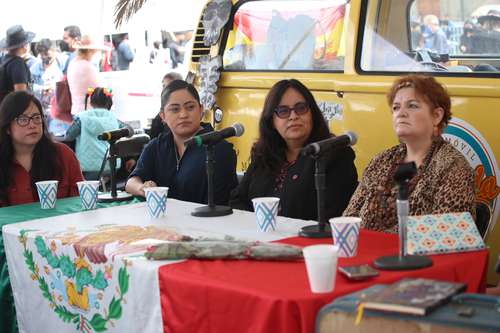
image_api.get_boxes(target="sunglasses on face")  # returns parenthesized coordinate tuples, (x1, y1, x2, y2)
(15, 114, 43, 127)
(274, 102, 309, 119)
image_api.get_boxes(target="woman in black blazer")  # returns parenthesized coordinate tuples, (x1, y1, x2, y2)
(230, 79, 358, 221)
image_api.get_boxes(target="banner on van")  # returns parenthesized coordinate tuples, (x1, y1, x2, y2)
(443, 118, 500, 229)
(228, 3, 346, 64)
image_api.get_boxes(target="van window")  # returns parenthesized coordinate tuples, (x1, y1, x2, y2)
(360, 0, 500, 74)
(223, 0, 349, 71)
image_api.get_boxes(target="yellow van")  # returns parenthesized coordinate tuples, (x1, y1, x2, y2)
(187, 0, 500, 283)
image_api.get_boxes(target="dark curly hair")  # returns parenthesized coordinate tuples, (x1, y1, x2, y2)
(387, 75, 451, 133)
(0, 91, 62, 205)
(251, 79, 331, 174)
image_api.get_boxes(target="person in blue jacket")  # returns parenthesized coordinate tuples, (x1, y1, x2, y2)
(126, 80, 238, 205)
(60, 87, 132, 180)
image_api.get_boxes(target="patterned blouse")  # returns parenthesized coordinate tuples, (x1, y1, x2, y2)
(343, 137, 475, 233)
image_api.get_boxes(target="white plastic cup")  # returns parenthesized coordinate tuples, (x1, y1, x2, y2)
(303, 244, 339, 293)
(77, 181, 100, 210)
(329, 217, 362, 258)
(35, 180, 59, 209)
(144, 187, 169, 218)
(252, 197, 280, 232)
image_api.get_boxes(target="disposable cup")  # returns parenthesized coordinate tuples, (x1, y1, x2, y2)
(251, 197, 280, 232)
(77, 181, 100, 210)
(35, 180, 59, 209)
(329, 217, 362, 258)
(303, 244, 339, 293)
(144, 187, 169, 218)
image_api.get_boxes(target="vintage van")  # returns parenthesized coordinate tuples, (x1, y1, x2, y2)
(187, 0, 500, 283)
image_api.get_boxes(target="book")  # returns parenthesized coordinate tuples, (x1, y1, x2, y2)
(360, 278, 466, 316)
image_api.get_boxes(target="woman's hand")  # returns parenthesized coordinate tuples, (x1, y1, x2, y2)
(140, 180, 157, 196)
(125, 177, 157, 197)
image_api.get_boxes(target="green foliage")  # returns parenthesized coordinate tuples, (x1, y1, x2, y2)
(55, 305, 79, 323)
(35, 236, 48, 256)
(118, 266, 129, 295)
(59, 255, 76, 278)
(76, 267, 93, 294)
(39, 276, 52, 301)
(92, 270, 108, 290)
(89, 313, 107, 332)
(20, 232, 131, 332)
(46, 252, 60, 269)
(108, 297, 122, 320)
(23, 249, 35, 273)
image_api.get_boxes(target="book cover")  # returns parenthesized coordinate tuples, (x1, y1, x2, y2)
(361, 278, 466, 316)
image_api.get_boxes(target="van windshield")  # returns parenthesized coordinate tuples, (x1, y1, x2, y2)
(360, 0, 500, 74)
(223, 0, 349, 71)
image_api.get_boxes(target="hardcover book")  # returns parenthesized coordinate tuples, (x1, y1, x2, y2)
(361, 278, 466, 316)
(406, 212, 485, 255)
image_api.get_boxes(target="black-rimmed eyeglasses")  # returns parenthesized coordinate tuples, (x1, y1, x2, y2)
(15, 114, 43, 127)
(274, 102, 309, 119)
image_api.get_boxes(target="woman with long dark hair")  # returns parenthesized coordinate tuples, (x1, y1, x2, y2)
(230, 79, 358, 220)
(0, 91, 83, 207)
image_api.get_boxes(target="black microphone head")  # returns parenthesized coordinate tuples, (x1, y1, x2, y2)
(232, 123, 245, 137)
(125, 127, 134, 138)
(346, 131, 358, 146)
(394, 161, 417, 183)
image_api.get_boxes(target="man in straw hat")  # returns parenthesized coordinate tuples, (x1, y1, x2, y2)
(0, 25, 35, 102)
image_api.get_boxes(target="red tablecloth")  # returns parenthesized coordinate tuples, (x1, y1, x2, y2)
(158, 230, 488, 333)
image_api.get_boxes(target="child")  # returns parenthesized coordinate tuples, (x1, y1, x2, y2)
(62, 87, 132, 180)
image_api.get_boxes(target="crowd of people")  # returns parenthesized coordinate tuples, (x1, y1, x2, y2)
(411, 9, 500, 56)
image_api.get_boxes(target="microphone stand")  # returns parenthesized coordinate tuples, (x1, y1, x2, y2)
(191, 143, 233, 217)
(98, 139, 134, 203)
(374, 162, 432, 270)
(299, 153, 331, 238)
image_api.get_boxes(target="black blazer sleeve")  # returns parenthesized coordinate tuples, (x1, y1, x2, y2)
(214, 142, 239, 205)
(325, 146, 358, 219)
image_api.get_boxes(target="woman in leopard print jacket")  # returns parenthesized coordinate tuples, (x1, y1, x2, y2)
(343, 75, 475, 233)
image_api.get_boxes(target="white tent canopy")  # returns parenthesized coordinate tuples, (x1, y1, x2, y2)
(0, 0, 204, 41)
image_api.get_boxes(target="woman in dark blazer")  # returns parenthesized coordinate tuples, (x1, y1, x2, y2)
(230, 79, 358, 221)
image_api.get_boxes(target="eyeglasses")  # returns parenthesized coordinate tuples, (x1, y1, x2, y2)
(274, 102, 309, 119)
(15, 114, 43, 127)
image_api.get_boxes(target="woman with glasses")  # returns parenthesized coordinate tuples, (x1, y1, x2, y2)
(0, 91, 83, 207)
(230, 79, 358, 220)
(126, 80, 238, 204)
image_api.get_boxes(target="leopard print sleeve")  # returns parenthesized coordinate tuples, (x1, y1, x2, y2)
(431, 154, 476, 219)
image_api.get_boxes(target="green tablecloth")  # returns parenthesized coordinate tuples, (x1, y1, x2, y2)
(0, 196, 141, 333)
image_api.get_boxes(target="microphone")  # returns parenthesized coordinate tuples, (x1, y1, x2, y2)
(301, 131, 357, 156)
(184, 123, 245, 147)
(97, 128, 134, 141)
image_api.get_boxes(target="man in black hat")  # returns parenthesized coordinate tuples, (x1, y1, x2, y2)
(0, 25, 35, 101)
(472, 9, 500, 54)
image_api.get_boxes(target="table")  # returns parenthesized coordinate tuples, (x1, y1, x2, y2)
(158, 232, 488, 333)
(2, 198, 311, 333)
(2, 199, 489, 333)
